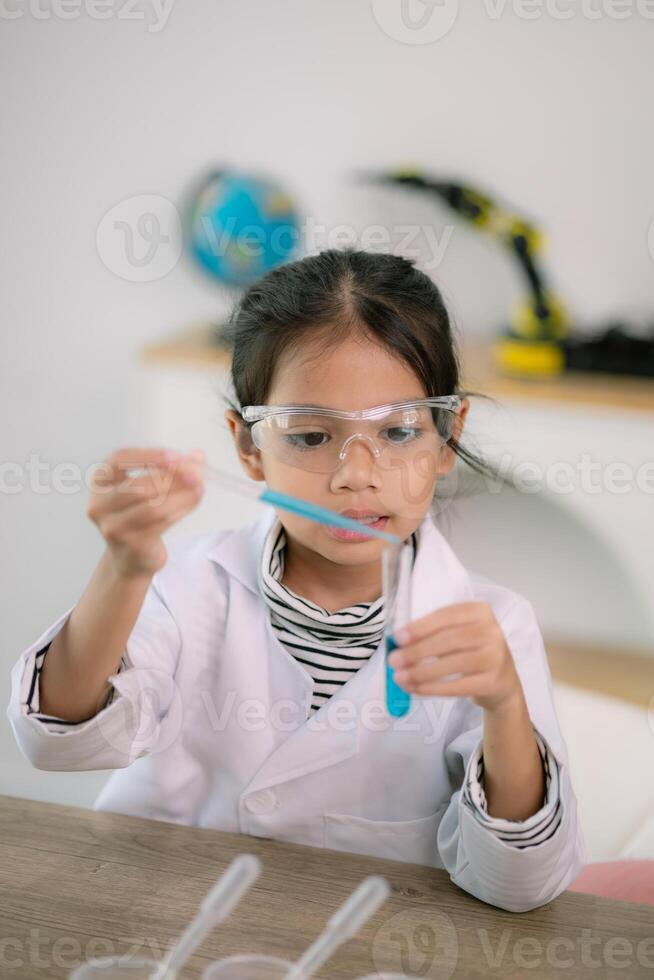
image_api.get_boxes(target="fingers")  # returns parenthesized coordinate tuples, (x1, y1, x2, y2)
(392, 648, 488, 690)
(88, 449, 205, 518)
(87, 447, 207, 578)
(391, 624, 488, 668)
(395, 602, 494, 646)
(99, 484, 203, 541)
(407, 673, 489, 699)
(90, 471, 176, 514)
(91, 448, 182, 489)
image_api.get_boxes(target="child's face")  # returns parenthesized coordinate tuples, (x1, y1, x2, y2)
(226, 332, 467, 568)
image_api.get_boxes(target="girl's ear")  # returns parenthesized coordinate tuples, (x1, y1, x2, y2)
(224, 410, 266, 481)
(436, 397, 469, 476)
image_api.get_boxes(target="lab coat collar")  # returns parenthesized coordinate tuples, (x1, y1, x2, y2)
(207, 503, 475, 619)
(207, 504, 278, 595)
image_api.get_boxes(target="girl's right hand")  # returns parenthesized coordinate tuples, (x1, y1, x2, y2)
(87, 447, 206, 579)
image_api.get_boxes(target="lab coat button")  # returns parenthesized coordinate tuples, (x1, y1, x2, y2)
(245, 789, 277, 814)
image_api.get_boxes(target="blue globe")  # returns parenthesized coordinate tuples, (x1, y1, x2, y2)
(188, 170, 300, 287)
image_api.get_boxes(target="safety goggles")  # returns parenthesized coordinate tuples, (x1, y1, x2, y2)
(240, 397, 462, 474)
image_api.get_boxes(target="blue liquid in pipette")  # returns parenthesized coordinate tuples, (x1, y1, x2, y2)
(260, 488, 401, 545)
(201, 463, 401, 545)
(385, 632, 412, 717)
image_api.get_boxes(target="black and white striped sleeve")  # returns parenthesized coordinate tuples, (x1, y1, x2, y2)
(9, 580, 183, 771)
(24, 641, 129, 733)
(461, 725, 562, 847)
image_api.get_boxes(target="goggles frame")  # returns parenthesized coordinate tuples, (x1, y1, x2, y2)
(241, 396, 462, 424)
(238, 397, 463, 474)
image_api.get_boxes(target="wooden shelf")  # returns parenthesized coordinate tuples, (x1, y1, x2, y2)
(461, 342, 654, 414)
(140, 325, 654, 414)
(546, 641, 653, 709)
(140, 323, 231, 368)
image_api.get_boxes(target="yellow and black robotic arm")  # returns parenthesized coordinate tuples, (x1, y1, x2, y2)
(362, 168, 569, 376)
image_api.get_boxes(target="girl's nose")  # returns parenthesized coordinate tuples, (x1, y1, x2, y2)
(330, 436, 384, 490)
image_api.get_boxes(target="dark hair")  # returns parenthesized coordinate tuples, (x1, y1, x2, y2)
(221, 247, 507, 508)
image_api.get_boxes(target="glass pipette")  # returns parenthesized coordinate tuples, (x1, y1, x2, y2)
(200, 462, 401, 545)
(282, 875, 390, 980)
(149, 854, 261, 980)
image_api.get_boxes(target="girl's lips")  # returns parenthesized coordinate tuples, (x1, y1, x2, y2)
(340, 511, 388, 520)
(325, 516, 389, 541)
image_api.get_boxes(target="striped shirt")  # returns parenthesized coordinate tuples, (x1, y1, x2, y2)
(257, 518, 418, 715)
(462, 728, 561, 843)
(25, 646, 126, 729)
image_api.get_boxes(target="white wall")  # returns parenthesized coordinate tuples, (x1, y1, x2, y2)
(2, 0, 653, 807)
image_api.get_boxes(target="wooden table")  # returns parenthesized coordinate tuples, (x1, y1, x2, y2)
(1, 797, 652, 979)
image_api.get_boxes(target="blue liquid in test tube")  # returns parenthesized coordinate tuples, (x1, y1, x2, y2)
(382, 541, 413, 718)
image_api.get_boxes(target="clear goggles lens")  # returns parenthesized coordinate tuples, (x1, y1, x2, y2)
(242, 401, 459, 474)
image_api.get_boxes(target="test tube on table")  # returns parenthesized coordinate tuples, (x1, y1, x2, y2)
(382, 541, 413, 718)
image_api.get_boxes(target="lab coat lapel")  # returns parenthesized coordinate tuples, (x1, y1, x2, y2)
(410, 511, 476, 620)
(207, 504, 475, 616)
(207, 505, 475, 793)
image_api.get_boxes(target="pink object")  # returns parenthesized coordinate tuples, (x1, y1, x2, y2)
(568, 861, 654, 904)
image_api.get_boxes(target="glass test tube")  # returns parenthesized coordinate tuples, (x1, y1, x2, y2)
(381, 540, 413, 718)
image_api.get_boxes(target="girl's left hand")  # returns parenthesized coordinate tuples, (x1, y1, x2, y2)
(388, 602, 523, 712)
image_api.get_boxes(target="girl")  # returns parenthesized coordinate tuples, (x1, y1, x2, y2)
(8, 248, 585, 913)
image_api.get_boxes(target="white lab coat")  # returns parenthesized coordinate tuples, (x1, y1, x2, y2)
(8, 507, 586, 912)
